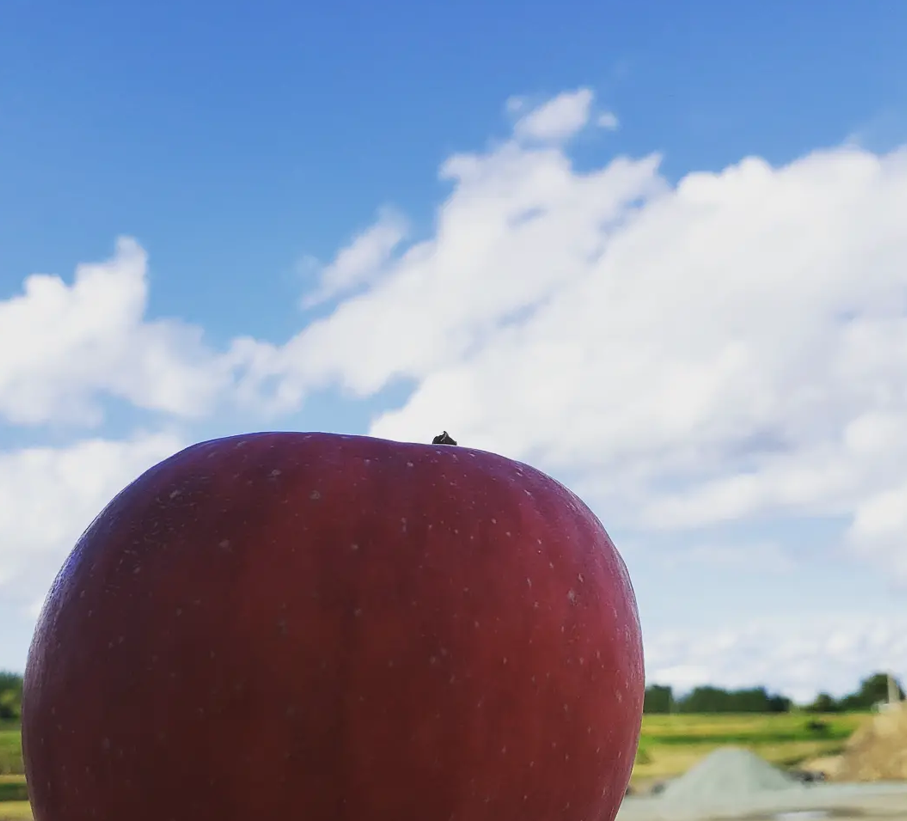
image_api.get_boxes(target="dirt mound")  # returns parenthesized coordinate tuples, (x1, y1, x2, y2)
(800, 753, 845, 780)
(835, 703, 907, 781)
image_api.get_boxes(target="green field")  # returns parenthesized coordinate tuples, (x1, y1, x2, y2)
(0, 802, 30, 821)
(0, 726, 22, 778)
(0, 723, 27, 821)
(633, 712, 868, 784)
(0, 712, 874, 820)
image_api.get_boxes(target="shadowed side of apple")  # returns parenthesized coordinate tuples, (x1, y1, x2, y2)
(20, 431, 645, 821)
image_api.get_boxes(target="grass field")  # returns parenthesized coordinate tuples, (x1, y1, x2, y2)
(0, 726, 22, 778)
(0, 712, 875, 819)
(0, 724, 28, 821)
(632, 712, 868, 784)
(0, 802, 31, 821)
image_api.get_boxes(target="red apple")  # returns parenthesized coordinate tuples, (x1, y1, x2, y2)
(22, 431, 644, 821)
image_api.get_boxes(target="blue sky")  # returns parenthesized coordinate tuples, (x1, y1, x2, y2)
(2, 0, 907, 701)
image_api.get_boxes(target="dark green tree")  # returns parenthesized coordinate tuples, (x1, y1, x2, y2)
(676, 685, 791, 713)
(806, 692, 841, 713)
(643, 685, 674, 713)
(839, 673, 904, 711)
(0, 672, 23, 721)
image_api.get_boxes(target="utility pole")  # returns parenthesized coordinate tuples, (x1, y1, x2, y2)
(887, 672, 900, 705)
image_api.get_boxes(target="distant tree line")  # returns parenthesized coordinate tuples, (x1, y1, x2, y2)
(644, 684, 792, 713)
(644, 673, 905, 714)
(0, 669, 903, 721)
(803, 673, 904, 713)
(0, 672, 22, 721)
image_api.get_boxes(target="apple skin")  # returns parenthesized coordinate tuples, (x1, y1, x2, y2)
(22, 431, 644, 821)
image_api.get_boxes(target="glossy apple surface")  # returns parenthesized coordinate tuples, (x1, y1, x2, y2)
(22, 431, 644, 821)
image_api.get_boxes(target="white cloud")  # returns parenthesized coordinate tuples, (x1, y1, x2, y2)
(302, 206, 409, 307)
(660, 541, 796, 575)
(646, 614, 907, 703)
(0, 432, 185, 612)
(0, 238, 233, 427)
(597, 111, 620, 131)
(245, 144, 665, 414)
(848, 483, 907, 579)
(505, 96, 525, 115)
(258, 133, 907, 582)
(513, 88, 595, 143)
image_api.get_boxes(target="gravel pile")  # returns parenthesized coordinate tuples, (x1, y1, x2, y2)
(661, 747, 802, 805)
(616, 746, 907, 821)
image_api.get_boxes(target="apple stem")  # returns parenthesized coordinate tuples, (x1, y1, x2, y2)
(432, 431, 458, 446)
